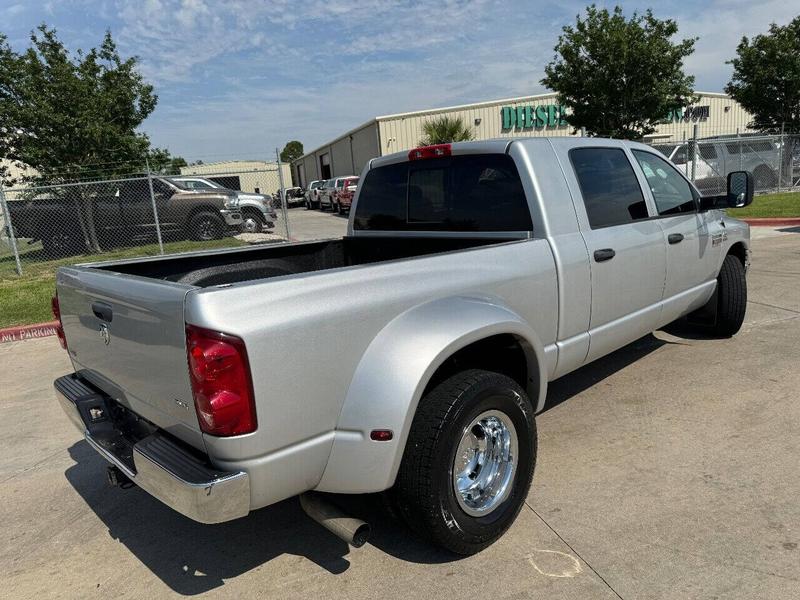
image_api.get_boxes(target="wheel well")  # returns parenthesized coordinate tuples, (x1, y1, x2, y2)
(423, 334, 535, 399)
(185, 206, 223, 226)
(728, 242, 747, 267)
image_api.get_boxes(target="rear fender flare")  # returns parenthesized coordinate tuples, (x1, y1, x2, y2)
(315, 295, 546, 493)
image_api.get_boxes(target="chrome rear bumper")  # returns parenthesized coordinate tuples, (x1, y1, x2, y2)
(55, 374, 250, 524)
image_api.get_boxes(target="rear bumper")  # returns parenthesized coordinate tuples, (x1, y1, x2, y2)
(55, 374, 250, 524)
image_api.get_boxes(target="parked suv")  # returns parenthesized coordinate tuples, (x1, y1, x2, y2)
(654, 136, 779, 194)
(172, 176, 276, 233)
(335, 177, 359, 214)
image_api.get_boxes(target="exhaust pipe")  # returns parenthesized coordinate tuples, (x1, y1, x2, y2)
(106, 465, 134, 489)
(300, 492, 371, 548)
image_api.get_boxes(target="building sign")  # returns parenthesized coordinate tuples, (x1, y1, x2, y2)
(666, 105, 710, 123)
(501, 104, 569, 131)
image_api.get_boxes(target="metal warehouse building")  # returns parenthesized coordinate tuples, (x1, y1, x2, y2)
(292, 91, 753, 186)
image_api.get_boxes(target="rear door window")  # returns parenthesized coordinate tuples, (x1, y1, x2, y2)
(353, 154, 532, 232)
(569, 147, 649, 228)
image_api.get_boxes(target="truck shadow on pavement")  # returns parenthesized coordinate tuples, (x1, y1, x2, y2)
(541, 332, 668, 413)
(62, 331, 699, 594)
(64, 443, 457, 595)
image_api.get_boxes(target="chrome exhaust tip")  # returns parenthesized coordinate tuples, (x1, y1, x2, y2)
(299, 492, 371, 548)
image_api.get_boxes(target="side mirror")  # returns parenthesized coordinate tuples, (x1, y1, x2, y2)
(726, 171, 753, 208)
(700, 170, 754, 210)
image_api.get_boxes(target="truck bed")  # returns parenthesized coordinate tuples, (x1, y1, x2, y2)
(95, 236, 507, 287)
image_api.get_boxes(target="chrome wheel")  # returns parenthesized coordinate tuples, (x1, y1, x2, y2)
(453, 409, 518, 517)
(241, 215, 262, 233)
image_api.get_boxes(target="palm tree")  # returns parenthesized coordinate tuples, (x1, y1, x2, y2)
(419, 116, 474, 145)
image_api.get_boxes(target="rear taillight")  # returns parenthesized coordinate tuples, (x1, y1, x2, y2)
(186, 325, 257, 436)
(51, 294, 67, 350)
(408, 143, 451, 160)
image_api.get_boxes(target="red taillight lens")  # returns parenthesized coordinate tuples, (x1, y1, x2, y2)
(51, 294, 67, 350)
(408, 143, 452, 161)
(186, 325, 256, 436)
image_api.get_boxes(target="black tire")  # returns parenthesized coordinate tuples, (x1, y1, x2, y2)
(188, 211, 224, 241)
(394, 369, 537, 555)
(711, 254, 747, 336)
(305, 199, 312, 210)
(240, 210, 265, 234)
(753, 165, 777, 191)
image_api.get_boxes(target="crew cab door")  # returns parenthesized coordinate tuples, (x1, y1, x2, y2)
(630, 148, 722, 322)
(559, 144, 666, 362)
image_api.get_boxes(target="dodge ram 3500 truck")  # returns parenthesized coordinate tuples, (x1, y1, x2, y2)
(53, 138, 753, 555)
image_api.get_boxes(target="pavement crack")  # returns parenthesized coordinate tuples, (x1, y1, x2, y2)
(747, 300, 800, 315)
(0, 448, 64, 485)
(525, 501, 625, 600)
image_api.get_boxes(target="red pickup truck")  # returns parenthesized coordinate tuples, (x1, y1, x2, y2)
(335, 177, 359, 214)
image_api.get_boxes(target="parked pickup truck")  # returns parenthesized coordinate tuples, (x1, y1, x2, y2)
(171, 176, 277, 233)
(53, 138, 752, 555)
(8, 177, 242, 255)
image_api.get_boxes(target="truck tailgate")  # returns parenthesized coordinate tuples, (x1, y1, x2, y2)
(56, 266, 204, 449)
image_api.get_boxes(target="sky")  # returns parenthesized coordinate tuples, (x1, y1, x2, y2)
(2, 0, 797, 162)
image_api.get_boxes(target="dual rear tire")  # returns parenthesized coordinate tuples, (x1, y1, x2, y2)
(393, 369, 537, 555)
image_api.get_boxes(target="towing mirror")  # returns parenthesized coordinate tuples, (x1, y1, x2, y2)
(726, 171, 753, 208)
(700, 170, 754, 210)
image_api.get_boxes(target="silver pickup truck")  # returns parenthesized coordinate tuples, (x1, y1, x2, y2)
(53, 138, 752, 555)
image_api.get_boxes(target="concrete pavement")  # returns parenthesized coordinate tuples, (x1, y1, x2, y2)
(1, 231, 798, 599)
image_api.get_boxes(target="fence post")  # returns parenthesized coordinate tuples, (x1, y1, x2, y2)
(690, 124, 699, 181)
(145, 159, 165, 255)
(0, 186, 23, 276)
(276, 149, 290, 241)
(777, 122, 785, 193)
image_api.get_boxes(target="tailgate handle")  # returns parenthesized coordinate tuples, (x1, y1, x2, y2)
(91, 301, 113, 323)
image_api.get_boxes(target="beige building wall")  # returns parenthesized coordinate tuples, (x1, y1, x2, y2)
(377, 92, 754, 155)
(1, 159, 38, 189)
(293, 91, 754, 183)
(180, 160, 293, 194)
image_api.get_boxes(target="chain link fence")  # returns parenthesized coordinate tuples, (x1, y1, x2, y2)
(646, 129, 800, 196)
(0, 168, 296, 274)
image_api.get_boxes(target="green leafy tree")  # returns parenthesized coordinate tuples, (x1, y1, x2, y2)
(726, 16, 800, 186)
(280, 140, 304, 163)
(541, 5, 697, 139)
(0, 26, 159, 251)
(419, 116, 473, 145)
(726, 16, 800, 133)
(147, 149, 187, 175)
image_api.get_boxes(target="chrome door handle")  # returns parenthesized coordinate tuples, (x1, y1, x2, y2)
(668, 233, 684, 245)
(593, 248, 616, 262)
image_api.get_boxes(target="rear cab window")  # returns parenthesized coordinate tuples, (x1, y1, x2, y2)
(569, 147, 648, 228)
(353, 154, 532, 232)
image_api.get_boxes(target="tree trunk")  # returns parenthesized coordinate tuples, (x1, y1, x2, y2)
(75, 188, 101, 253)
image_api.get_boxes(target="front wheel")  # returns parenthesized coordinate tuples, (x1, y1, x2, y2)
(393, 369, 536, 555)
(711, 254, 747, 336)
(188, 211, 224, 241)
(240, 210, 265, 234)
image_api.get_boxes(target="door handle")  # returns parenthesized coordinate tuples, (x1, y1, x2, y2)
(668, 233, 684, 245)
(593, 248, 616, 262)
(91, 301, 113, 323)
